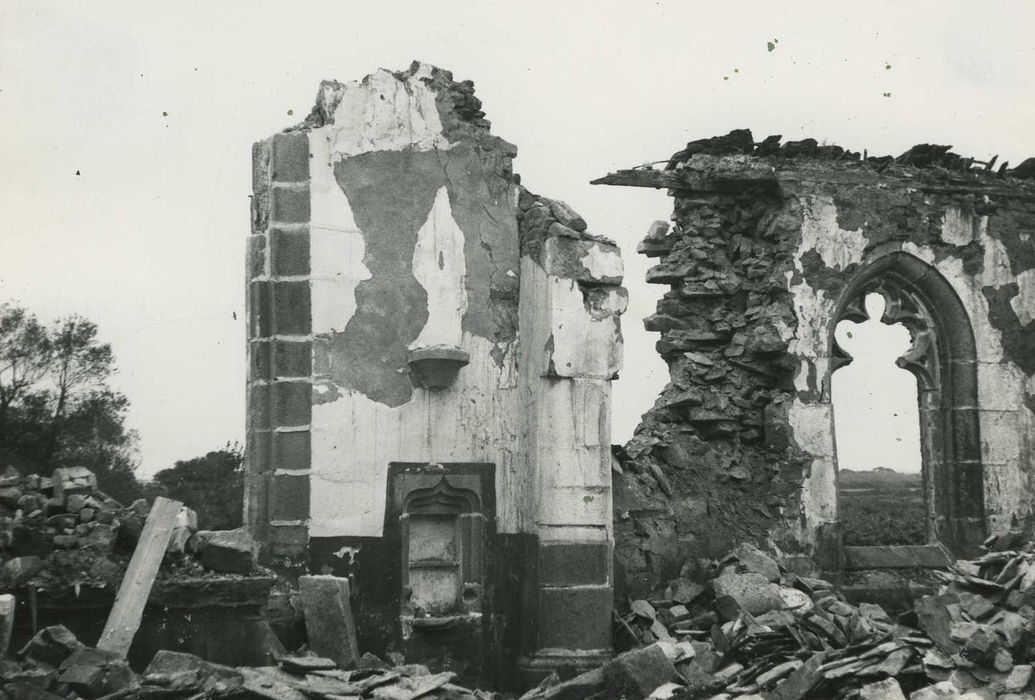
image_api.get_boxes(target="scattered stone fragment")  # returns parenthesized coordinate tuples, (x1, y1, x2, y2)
(860, 677, 908, 700)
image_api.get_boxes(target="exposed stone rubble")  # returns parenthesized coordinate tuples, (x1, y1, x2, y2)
(0, 466, 260, 598)
(523, 537, 1035, 699)
(1, 625, 497, 699)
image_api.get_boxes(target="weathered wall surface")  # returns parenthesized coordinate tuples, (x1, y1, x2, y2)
(600, 134, 1035, 597)
(247, 62, 625, 676)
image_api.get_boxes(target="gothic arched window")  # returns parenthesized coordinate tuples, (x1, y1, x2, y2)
(829, 252, 984, 561)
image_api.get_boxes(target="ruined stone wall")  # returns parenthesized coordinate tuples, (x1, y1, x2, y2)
(605, 136, 1035, 597)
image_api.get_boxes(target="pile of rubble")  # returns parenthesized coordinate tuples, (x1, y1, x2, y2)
(0, 466, 260, 598)
(0, 624, 495, 700)
(524, 540, 1035, 700)
(662, 128, 1035, 179)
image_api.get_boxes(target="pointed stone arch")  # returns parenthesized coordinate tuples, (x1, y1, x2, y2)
(829, 251, 984, 558)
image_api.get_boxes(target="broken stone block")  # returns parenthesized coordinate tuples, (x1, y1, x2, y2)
(602, 643, 678, 699)
(51, 466, 97, 499)
(58, 647, 138, 698)
(860, 678, 907, 700)
(297, 575, 360, 668)
(19, 624, 84, 668)
(194, 528, 257, 574)
(3, 555, 43, 588)
(712, 571, 782, 615)
(0, 594, 14, 655)
(724, 542, 780, 582)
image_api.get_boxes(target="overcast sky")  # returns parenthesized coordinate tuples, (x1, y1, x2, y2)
(1, 1, 1032, 477)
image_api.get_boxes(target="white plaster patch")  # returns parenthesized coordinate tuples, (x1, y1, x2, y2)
(330, 68, 449, 159)
(309, 127, 360, 232)
(798, 195, 867, 272)
(786, 278, 836, 361)
(548, 275, 623, 378)
(901, 242, 1007, 362)
(308, 130, 371, 335)
(983, 236, 1016, 288)
(940, 207, 984, 246)
(788, 402, 835, 458)
(977, 362, 1026, 411)
(579, 243, 624, 281)
(1011, 269, 1035, 325)
(981, 409, 1022, 465)
(410, 187, 468, 349)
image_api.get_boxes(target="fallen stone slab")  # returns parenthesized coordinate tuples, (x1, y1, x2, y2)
(603, 643, 679, 699)
(280, 655, 338, 673)
(297, 575, 360, 669)
(724, 542, 781, 582)
(712, 570, 783, 615)
(193, 528, 257, 574)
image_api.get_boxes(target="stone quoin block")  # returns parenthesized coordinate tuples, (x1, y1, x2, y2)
(249, 280, 272, 338)
(271, 473, 310, 521)
(246, 430, 271, 476)
(297, 575, 360, 668)
(247, 235, 266, 279)
(270, 186, 311, 224)
(273, 381, 311, 427)
(250, 340, 272, 381)
(271, 228, 311, 277)
(271, 132, 310, 184)
(252, 140, 271, 195)
(536, 586, 613, 650)
(246, 384, 270, 431)
(268, 523, 308, 553)
(272, 280, 311, 335)
(537, 542, 610, 586)
(273, 430, 311, 471)
(273, 339, 312, 378)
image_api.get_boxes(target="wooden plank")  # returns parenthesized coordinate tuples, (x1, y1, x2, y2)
(96, 496, 183, 657)
(844, 544, 952, 570)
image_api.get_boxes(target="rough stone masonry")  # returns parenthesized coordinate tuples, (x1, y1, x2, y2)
(596, 131, 1035, 599)
(247, 62, 625, 684)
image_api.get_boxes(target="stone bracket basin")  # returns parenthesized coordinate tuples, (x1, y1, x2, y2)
(407, 345, 470, 390)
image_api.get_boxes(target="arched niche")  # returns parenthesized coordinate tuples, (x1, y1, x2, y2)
(828, 251, 984, 563)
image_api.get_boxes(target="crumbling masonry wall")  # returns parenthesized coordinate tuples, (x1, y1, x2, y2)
(599, 134, 1035, 597)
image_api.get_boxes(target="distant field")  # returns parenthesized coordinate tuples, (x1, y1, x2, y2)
(840, 468, 926, 546)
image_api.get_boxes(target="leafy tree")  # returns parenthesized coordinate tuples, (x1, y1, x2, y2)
(151, 444, 244, 530)
(0, 303, 142, 500)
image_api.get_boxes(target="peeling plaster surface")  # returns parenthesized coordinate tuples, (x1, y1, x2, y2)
(303, 65, 525, 536)
(329, 66, 449, 158)
(1012, 269, 1035, 325)
(799, 195, 867, 272)
(940, 207, 986, 246)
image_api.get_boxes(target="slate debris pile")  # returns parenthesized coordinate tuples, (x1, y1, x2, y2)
(1, 625, 496, 700)
(663, 128, 1035, 179)
(584, 540, 1035, 699)
(0, 466, 259, 597)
